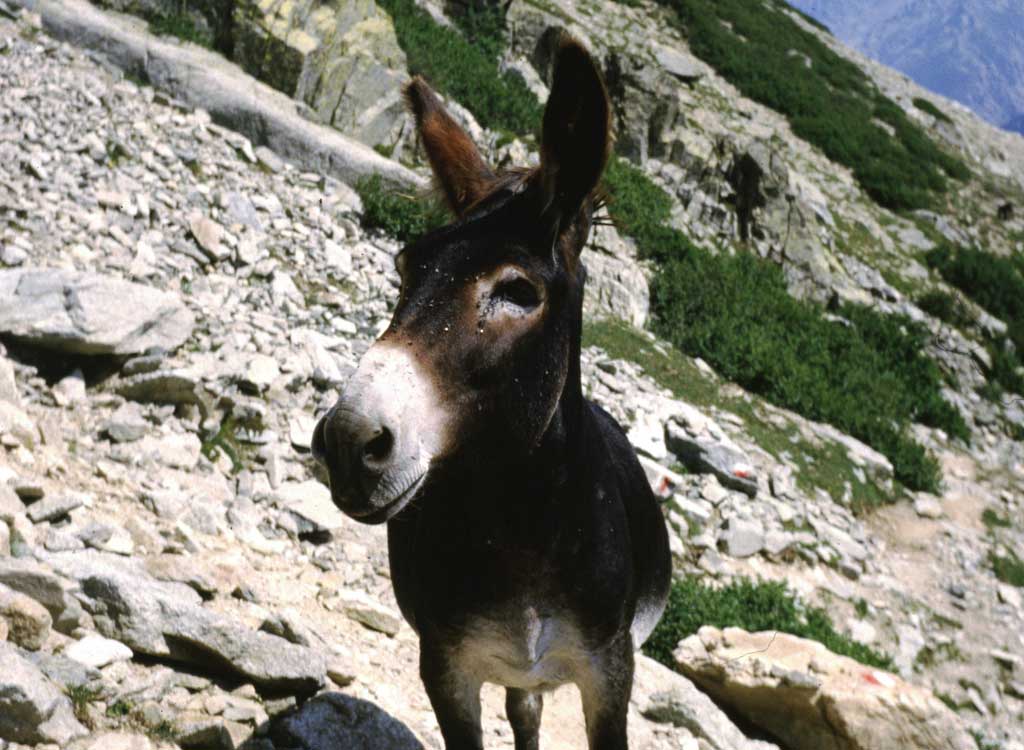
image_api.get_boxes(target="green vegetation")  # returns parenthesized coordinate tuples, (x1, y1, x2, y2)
(990, 548, 1024, 587)
(66, 685, 101, 724)
(924, 244, 1024, 398)
(106, 700, 134, 719)
(598, 155, 965, 494)
(377, 0, 541, 135)
(916, 290, 974, 330)
(925, 244, 1024, 352)
(913, 97, 954, 124)
(146, 2, 215, 49)
(647, 0, 969, 210)
(643, 577, 893, 670)
(982, 508, 1011, 530)
(355, 175, 448, 243)
(583, 319, 897, 511)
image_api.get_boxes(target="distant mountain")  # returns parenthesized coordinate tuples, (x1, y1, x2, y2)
(789, 0, 1024, 135)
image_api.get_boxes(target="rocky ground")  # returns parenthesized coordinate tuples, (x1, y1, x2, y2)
(0, 4, 1023, 750)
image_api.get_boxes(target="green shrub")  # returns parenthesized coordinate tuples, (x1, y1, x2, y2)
(924, 243, 1024, 398)
(990, 548, 1024, 587)
(648, 0, 969, 211)
(377, 0, 541, 135)
(982, 508, 1011, 530)
(643, 577, 893, 670)
(925, 244, 1024, 352)
(917, 290, 974, 329)
(355, 175, 448, 243)
(599, 157, 959, 493)
(648, 248, 964, 491)
(913, 97, 954, 124)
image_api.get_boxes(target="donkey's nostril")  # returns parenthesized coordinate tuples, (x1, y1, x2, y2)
(362, 427, 395, 467)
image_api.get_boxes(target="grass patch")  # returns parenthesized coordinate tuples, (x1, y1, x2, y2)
(916, 289, 975, 330)
(106, 700, 134, 719)
(601, 163, 966, 497)
(643, 577, 893, 670)
(913, 97, 954, 124)
(582, 319, 898, 511)
(925, 243, 1024, 398)
(146, 5, 214, 49)
(648, 246, 965, 492)
(990, 548, 1024, 587)
(355, 175, 448, 243)
(648, 0, 969, 211)
(378, 0, 541, 135)
(66, 685, 102, 724)
(982, 508, 1012, 530)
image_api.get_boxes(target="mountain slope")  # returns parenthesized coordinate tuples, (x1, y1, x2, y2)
(790, 0, 1024, 134)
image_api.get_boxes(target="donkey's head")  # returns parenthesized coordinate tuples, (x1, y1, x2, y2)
(312, 33, 611, 523)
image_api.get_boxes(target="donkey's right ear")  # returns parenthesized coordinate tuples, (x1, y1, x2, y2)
(405, 77, 497, 218)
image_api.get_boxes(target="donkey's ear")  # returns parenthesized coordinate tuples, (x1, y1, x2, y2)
(405, 77, 496, 218)
(538, 33, 611, 223)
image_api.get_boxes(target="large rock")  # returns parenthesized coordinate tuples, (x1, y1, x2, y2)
(0, 641, 88, 745)
(582, 224, 649, 328)
(632, 655, 777, 750)
(267, 692, 425, 750)
(666, 411, 759, 497)
(0, 558, 85, 634)
(674, 626, 976, 750)
(78, 567, 326, 692)
(234, 0, 410, 148)
(0, 269, 194, 355)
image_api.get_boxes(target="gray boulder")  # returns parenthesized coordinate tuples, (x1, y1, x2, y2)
(0, 558, 86, 634)
(267, 692, 425, 750)
(78, 568, 326, 692)
(0, 269, 194, 356)
(665, 418, 759, 497)
(0, 641, 88, 745)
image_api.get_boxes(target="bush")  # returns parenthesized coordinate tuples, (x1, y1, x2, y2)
(648, 0, 969, 211)
(377, 0, 541, 135)
(916, 290, 974, 329)
(990, 548, 1024, 587)
(643, 577, 893, 670)
(913, 97, 954, 124)
(355, 175, 448, 243)
(599, 157, 958, 493)
(924, 243, 1024, 398)
(648, 248, 964, 491)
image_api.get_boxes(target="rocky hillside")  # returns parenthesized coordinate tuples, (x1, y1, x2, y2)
(791, 0, 1024, 135)
(0, 0, 1022, 749)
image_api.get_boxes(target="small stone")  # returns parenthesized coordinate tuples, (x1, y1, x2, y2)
(243, 355, 279, 392)
(913, 494, 943, 519)
(105, 402, 149, 443)
(189, 214, 229, 262)
(720, 518, 765, 558)
(255, 146, 284, 173)
(52, 370, 86, 406)
(0, 582, 52, 651)
(326, 657, 356, 687)
(26, 494, 85, 524)
(331, 590, 402, 636)
(64, 635, 133, 669)
(997, 583, 1022, 609)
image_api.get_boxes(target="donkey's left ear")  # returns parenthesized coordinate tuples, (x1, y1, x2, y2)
(538, 32, 611, 225)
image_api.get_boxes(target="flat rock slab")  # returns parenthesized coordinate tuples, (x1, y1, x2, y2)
(79, 569, 326, 692)
(0, 268, 194, 356)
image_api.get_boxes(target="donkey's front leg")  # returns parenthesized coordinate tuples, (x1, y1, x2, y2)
(421, 643, 484, 750)
(579, 636, 634, 750)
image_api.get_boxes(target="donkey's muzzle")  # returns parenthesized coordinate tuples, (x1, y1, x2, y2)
(312, 406, 399, 518)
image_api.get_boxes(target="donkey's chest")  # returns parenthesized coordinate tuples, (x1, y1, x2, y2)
(451, 605, 590, 691)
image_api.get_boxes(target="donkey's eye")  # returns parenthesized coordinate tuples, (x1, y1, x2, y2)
(494, 277, 541, 309)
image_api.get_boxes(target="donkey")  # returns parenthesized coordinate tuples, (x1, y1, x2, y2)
(312, 32, 670, 750)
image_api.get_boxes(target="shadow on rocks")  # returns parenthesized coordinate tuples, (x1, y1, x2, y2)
(242, 692, 425, 750)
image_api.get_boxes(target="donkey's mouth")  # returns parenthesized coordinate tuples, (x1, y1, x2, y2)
(342, 472, 427, 525)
